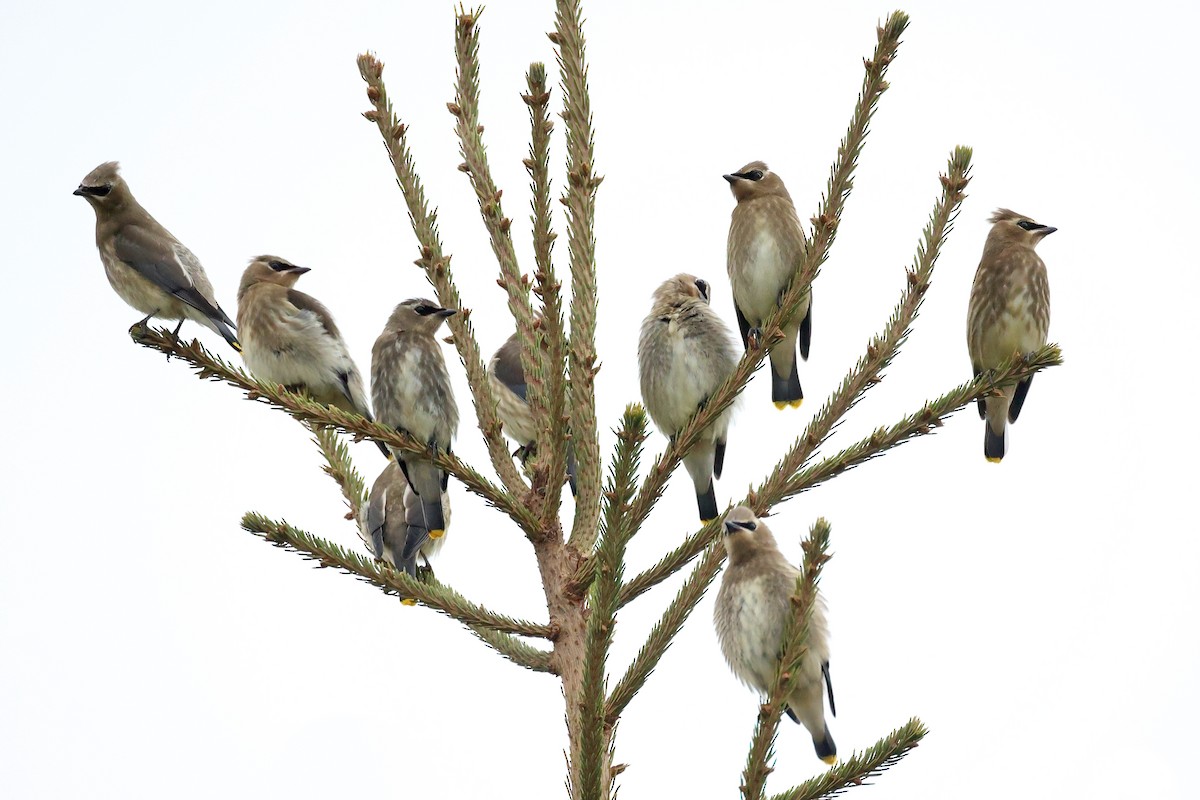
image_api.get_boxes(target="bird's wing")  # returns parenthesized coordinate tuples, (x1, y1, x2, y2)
(114, 225, 232, 325)
(822, 660, 836, 717)
(285, 288, 342, 341)
(492, 337, 528, 400)
(733, 303, 751, 350)
(798, 294, 812, 360)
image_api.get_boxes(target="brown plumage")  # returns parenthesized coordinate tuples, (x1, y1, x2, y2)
(714, 506, 836, 764)
(725, 161, 811, 409)
(74, 161, 240, 350)
(966, 208, 1055, 462)
(236, 256, 388, 458)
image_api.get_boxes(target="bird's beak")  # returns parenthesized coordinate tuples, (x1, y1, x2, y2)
(723, 520, 739, 535)
(1038, 226, 1058, 236)
(722, 174, 738, 184)
(72, 186, 85, 196)
(435, 308, 458, 318)
(286, 266, 312, 275)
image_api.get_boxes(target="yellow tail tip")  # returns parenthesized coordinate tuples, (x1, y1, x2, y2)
(700, 516, 717, 524)
(820, 755, 838, 766)
(428, 529, 445, 540)
(400, 597, 417, 606)
(986, 456, 1003, 464)
(231, 341, 243, 353)
(773, 400, 790, 410)
(789, 398, 804, 409)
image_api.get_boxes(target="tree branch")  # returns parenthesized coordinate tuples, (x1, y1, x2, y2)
(357, 51, 529, 500)
(523, 61, 572, 525)
(616, 344, 1062, 608)
(578, 406, 647, 796)
(129, 327, 541, 534)
(552, 0, 604, 552)
(764, 718, 927, 800)
(241, 512, 556, 644)
(310, 424, 368, 521)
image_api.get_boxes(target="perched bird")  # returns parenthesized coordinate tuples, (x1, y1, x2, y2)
(714, 506, 837, 765)
(74, 161, 240, 350)
(488, 327, 577, 495)
(966, 208, 1055, 462)
(372, 298, 459, 537)
(725, 161, 811, 409)
(236, 256, 388, 458)
(358, 461, 452, 596)
(638, 274, 740, 522)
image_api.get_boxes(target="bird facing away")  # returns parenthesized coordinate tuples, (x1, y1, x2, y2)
(725, 161, 811, 409)
(638, 274, 740, 522)
(74, 161, 240, 351)
(371, 298, 459, 538)
(966, 208, 1054, 462)
(715, 506, 837, 764)
(488, 326, 578, 496)
(237, 256, 389, 458)
(358, 461, 452, 600)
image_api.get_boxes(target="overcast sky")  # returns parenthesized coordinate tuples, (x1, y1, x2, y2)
(2, 1, 1196, 797)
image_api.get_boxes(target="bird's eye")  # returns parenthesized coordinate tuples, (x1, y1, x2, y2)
(414, 304, 436, 315)
(83, 184, 112, 197)
(268, 260, 290, 272)
(745, 170, 764, 181)
(1016, 220, 1044, 231)
(695, 279, 710, 300)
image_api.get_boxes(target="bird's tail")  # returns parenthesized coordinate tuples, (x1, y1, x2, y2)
(209, 317, 242, 353)
(566, 444, 578, 497)
(984, 420, 1007, 463)
(420, 496, 446, 539)
(812, 725, 837, 766)
(771, 352, 803, 410)
(696, 479, 718, 523)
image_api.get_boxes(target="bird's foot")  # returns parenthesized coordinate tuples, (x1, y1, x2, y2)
(748, 327, 763, 349)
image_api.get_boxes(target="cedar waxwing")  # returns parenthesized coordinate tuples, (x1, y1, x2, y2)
(725, 161, 811, 409)
(638, 274, 740, 522)
(966, 208, 1054, 462)
(371, 298, 459, 538)
(487, 328, 578, 496)
(237, 256, 388, 458)
(714, 506, 837, 765)
(73, 161, 240, 350)
(358, 461, 452, 597)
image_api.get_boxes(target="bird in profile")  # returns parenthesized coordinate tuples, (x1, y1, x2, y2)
(638, 274, 739, 522)
(488, 326, 577, 496)
(725, 161, 811, 409)
(372, 298, 459, 538)
(714, 506, 837, 765)
(236, 256, 389, 458)
(358, 461, 451, 603)
(966, 208, 1054, 462)
(74, 161, 240, 351)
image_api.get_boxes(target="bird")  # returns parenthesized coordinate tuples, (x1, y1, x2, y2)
(371, 298, 459, 538)
(724, 161, 811, 409)
(488, 326, 577, 496)
(358, 461, 452, 601)
(236, 255, 389, 458)
(714, 505, 837, 765)
(966, 208, 1054, 462)
(73, 161, 240, 350)
(638, 274, 739, 522)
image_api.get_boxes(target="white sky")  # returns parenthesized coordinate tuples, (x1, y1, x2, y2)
(3, 1, 1197, 797)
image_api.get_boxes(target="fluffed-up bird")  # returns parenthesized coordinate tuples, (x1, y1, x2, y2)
(488, 327, 577, 495)
(74, 161, 240, 350)
(638, 274, 739, 522)
(358, 461, 452, 599)
(725, 161, 811, 409)
(966, 208, 1054, 462)
(372, 298, 459, 538)
(714, 506, 837, 765)
(236, 256, 388, 458)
